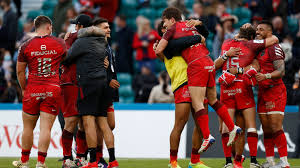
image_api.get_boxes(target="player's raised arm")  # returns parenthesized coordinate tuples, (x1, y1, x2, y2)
(155, 38, 169, 59)
(264, 35, 279, 47)
(214, 47, 241, 70)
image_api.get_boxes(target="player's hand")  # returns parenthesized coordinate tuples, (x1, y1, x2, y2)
(200, 35, 206, 44)
(104, 56, 109, 69)
(218, 71, 236, 86)
(22, 90, 25, 96)
(142, 41, 149, 47)
(255, 73, 266, 81)
(64, 32, 71, 41)
(153, 40, 158, 51)
(226, 47, 241, 57)
(186, 19, 202, 27)
(244, 67, 257, 78)
(228, 67, 238, 75)
(109, 79, 120, 89)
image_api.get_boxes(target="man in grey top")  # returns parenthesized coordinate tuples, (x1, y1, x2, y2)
(63, 23, 119, 168)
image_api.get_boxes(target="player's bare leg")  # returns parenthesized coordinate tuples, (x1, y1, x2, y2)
(233, 112, 246, 168)
(36, 112, 56, 167)
(241, 107, 260, 167)
(13, 112, 39, 168)
(207, 86, 241, 146)
(221, 109, 235, 168)
(96, 117, 118, 168)
(169, 103, 190, 168)
(259, 114, 276, 167)
(82, 115, 98, 166)
(269, 114, 289, 167)
(107, 106, 116, 130)
(62, 116, 79, 164)
(189, 86, 214, 153)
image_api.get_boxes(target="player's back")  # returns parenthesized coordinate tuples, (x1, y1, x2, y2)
(19, 35, 66, 85)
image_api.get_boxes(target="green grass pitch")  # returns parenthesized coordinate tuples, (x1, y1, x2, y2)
(0, 158, 300, 168)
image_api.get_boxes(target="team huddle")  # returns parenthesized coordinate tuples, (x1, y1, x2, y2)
(153, 7, 289, 168)
(12, 6, 289, 168)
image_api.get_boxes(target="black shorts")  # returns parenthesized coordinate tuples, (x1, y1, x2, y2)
(77, 79, 109, 117)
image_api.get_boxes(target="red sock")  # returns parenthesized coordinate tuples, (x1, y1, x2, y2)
(273, 130, 288, 157)
(191, 148, 200, 164)
(211, 101, 234, 131)
(247, 132, 258, 157)
(221, 133, 232, 158)
(21, 149, 31, 163)
(170, 149, 178, 163)
(264, 133, 275, 157)
(62, 129, 73, 158)
(195, 109, 210, 139)
(38, 151, 47, 163)
(96, 145, 103, 162)
(76, 130, 88, 158)
(235, 154, 242, 162)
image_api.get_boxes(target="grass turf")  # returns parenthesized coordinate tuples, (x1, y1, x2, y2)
(1, 158, 300, 168)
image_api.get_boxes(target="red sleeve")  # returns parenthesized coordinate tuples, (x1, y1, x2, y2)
(56, 37, 67, 54)
(153, 30, 162, 41)
(17, 42, 28, 62)
(65, 32, 78, 49)
(132, 33, 143, 49)
(268, 44, 285, 61)
(162, 24, 176, 41)
(91, 0, 109, 4)
(247, 39, 266, 53)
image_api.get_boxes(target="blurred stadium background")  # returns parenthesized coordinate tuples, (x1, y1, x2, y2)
(0, 0, 300, 167)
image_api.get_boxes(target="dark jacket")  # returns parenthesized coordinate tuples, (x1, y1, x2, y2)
(0, 8, 18, 53)
(106, 45, 119, 102)
(63, 27, 107, 84)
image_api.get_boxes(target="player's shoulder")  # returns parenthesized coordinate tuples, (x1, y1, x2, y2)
(19, 36, 37, 50)
(49, 36, 66, 46)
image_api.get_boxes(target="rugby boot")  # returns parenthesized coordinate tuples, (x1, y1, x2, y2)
(168, 160, 181, 168)
(228, 126, 242, 146)
(12, 160, 29, 168)
(198, 135, 215, 153)
(108, 160, 119, 168)
(188, 161, 211, 168)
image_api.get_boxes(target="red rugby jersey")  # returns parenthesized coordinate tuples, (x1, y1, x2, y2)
(18, 35, 67, 85)
(60, 32, 78, 85)
(221, 39, 265, 79)
(162, 21, 210, 64)
(257, 44, 285, 86)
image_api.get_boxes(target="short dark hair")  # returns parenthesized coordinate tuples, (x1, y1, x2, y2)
(117, 14, 127, 21)
(239, 26, 256, 40)
(162, 7, 182, 21)
(157, 21, 164, 37)
(1, 0, 11, 5)
(258, 20, 273, 31)
(93, 17, 108, 26)
(34, 15, 52, 29)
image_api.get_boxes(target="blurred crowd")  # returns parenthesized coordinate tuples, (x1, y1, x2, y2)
(0, 0, 300, 104)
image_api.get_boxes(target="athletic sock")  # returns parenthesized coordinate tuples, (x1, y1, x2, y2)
(108, 148, 116, 162)
(211, 101, 234, 131)
(226, 157, 232, 164)
(37, 151, 47, 164)
(247, 132, 258, 159)
(88, 148, 97, 163)
(76, 130, 88, 159)
(273, 130, 288, 157)
(190, 148, 200, 164)
(62, 129, 73, 159)
(263, 133, 275, 157)
(96, 145, 103, 162)
(170, 149, 178, 163)
(221, 133, 232, 158)
(21, 149, 31, 163)
(195, 109, 210, 139)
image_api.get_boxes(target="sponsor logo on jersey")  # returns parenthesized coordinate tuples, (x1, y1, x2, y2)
(31, 50, 57, 56)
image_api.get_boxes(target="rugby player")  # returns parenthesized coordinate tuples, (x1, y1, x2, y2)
(13, 15, 67, 168)
(215, 23, 279, 168)
(155, 7, 241, 153)
(156, 20, 210, 168)
(93, 18, 120, 168)
(60, 14, 92, 168)
(255, 20, 290, 168)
